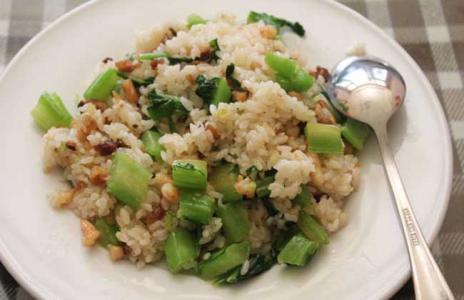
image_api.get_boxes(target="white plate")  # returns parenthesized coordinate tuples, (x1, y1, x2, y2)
(0, 0, 452, 299)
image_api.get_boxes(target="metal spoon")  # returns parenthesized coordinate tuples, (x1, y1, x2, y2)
(325, 56, 454, 300)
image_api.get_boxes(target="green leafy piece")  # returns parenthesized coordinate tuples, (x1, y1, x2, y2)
(94, 218, 120, 247)
(138, 51, 169, 61)
(167, 38, 220, 65)
(265, 53, 298, 77)
(83, 68, 120, 101)
(209, 163, 242, 203)
(277, 233, 319, 266)
(116, 72, 154, 87)
(217, 202, 250, 243)
(247, 11, 305, 37)
(208, 38, 221, 63)
(187, 14, 207, 28)
(225, 64, 244, 91)
(172, 159, 208, 190)
(213, 253, 276, 285)
(107, 152, 151, 210)
(297, 211, 329, 245)
(141, 130, 164, 162)
(146, 89, 188, 124)
(167, 56, 194, 65)
(245, 166, 259, 181)
(294, 185, 313, 208)
(304, 123, 344, 155)
(255, 176, 274, 198)
(265, 53, 313, 92)
(31, 92, 73, 131)
(195, 75, 231, 107)
(198, 242, 250, 279)
(341, 118, 371, 151)
(165, 228, 199, 273)
(178, 189, 215, 225)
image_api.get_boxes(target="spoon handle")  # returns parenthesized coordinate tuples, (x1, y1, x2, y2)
(373, 125, 454, 300)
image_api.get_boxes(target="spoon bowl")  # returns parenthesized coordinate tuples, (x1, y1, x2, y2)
(327, 56, 406, 127)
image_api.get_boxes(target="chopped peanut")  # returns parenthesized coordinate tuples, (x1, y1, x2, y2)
(234, 176, 256, 199)
(314, 101, 336, 124)
(232, 90, 249, 102)
(90, 166, 109, 185)
(287, 126, 300, 138)
(74, 115, 98, 142)
(206, 123, 220, 139)
(65, 140, 77, 151)
(185, 74, 195, 84)
(250, 62, 261, 70)
(115, 59, 140, 73)
(80, 219, 101, 247)
(108, 245, 125, 261)
(112, 91, 124, 100)
(121, 79, 139, 104)
(53, 190, 74, 208)
(153, 173, 172, 187)
(150, 59, 165, 70)
(288, 91, 303, 100)
(260, 25, 277, 39)
(161, 182, 179, 203)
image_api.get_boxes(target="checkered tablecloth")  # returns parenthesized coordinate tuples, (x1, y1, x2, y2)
(0, 0, 462, 299)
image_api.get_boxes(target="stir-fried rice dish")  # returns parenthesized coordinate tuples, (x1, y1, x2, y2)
(31, 12, 370, 284)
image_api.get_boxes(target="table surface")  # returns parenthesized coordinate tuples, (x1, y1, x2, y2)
(0, 0, 463, 299)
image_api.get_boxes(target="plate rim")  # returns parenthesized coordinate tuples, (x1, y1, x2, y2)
(0, 0, 453, 299)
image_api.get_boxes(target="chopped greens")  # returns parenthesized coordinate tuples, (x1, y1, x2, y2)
(198, 242, 250, 279)
(172, 159, 208, 190)
(213, 254, 276, 285)
(208, 38, 221, 63)
(165, 228, 199, 273)
(187, 14, 207, 28)
(146, 89, 188, 125)
(225, 64, 244, 91)
(247, 11, 305, 37)
(167, 39, 221, 65)
(305, 123, 344, 155)
(195, 75, 231, 107)
(265, 53, 314, 92)
(83, 68, 120, 101)
(277, 233, 319, 266)
(31, 92, 73, 131)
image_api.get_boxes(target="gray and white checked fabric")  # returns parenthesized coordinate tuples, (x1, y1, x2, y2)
(0, 0, 463, 299)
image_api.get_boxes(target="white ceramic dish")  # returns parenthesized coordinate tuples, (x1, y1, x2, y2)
(0, 0, 452, 299)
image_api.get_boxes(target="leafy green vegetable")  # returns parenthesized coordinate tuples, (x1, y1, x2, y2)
(94, 218, 120, 247)
(167, 39, 220, 65)
(213, 253, 276, 285)
(225, 64, 244, 91)
(247, 11, 305, 37)
(167, 56, 194, 65)
(265, 53, 314, 92)
(187, 14, 207, 28)
(31, 92, 73, 131)
(277, 233, 319, 266)
(195, 75, 231, 107)
(293, 185, 313, 208)
(146, 90, 188, 124)
(198, 242, 250, 279)
(138, 51, 169, 61)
